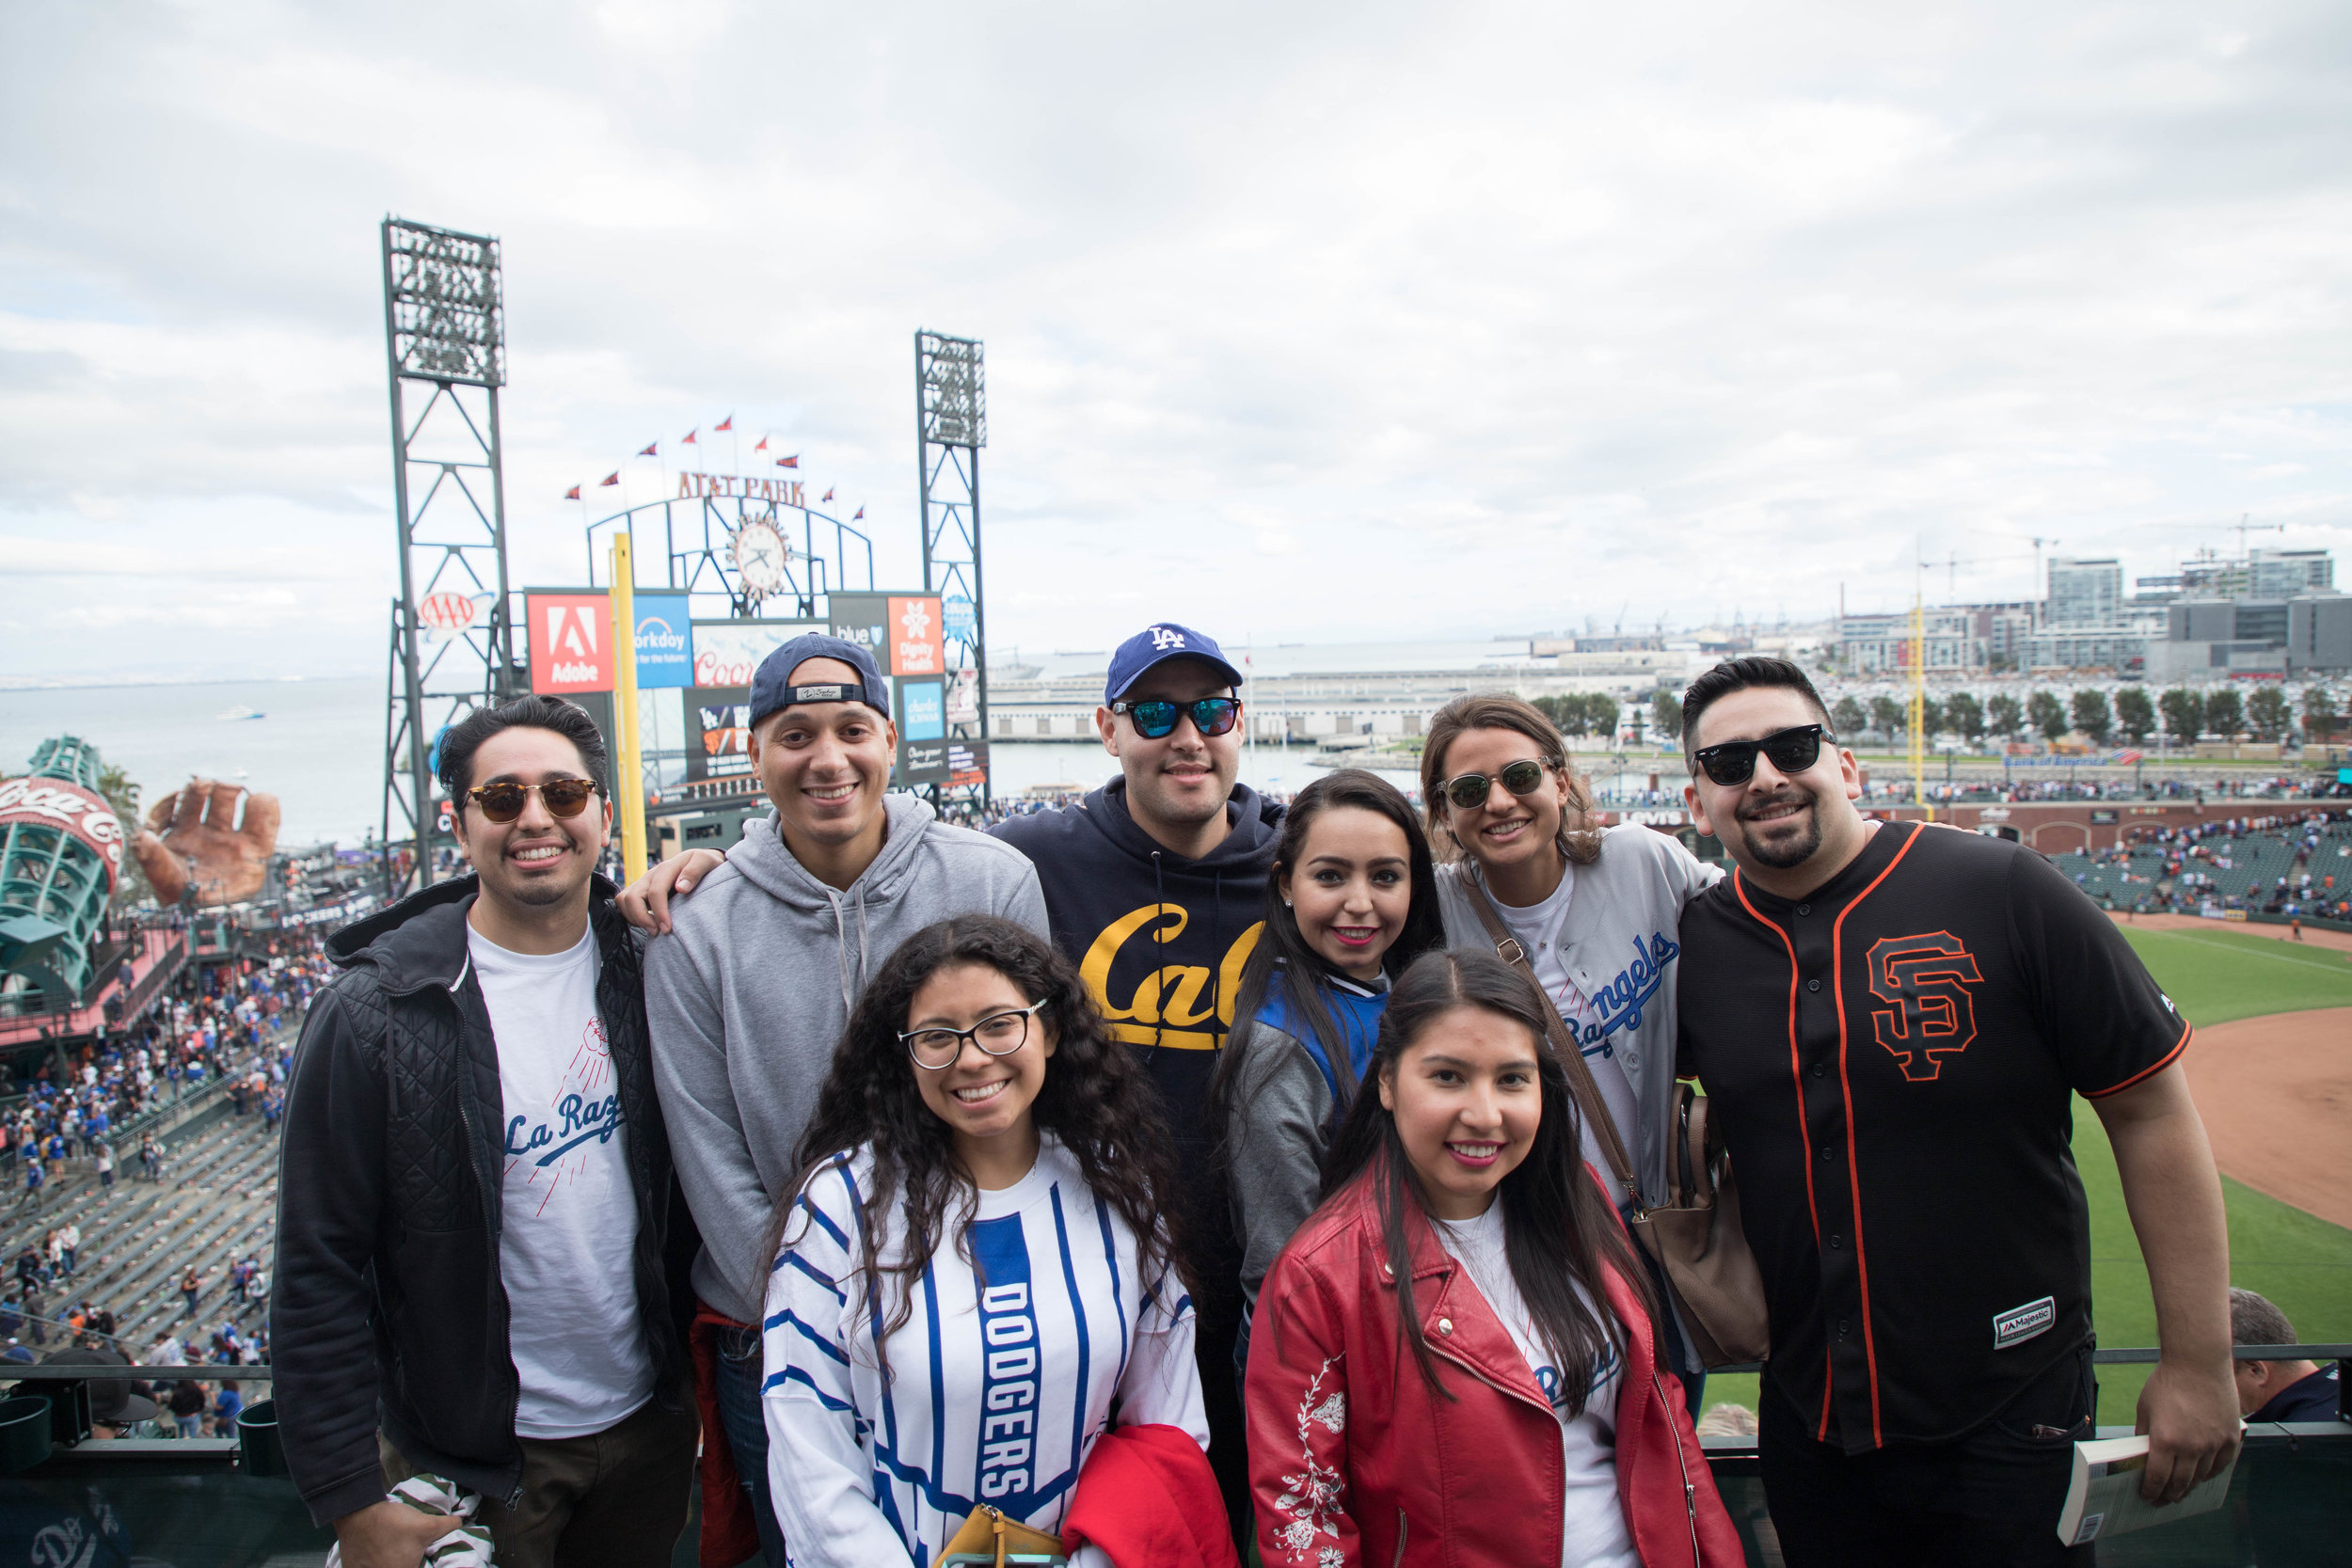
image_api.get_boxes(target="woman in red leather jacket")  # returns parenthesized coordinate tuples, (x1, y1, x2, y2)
(1244, 946, 1744, 1568)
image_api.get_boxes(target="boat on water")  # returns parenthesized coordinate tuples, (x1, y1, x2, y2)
(218, 706, 266, 721)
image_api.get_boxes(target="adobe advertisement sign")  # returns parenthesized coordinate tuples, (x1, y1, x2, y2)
(0, 777, 124, 890)
(527, 592, 613, 694)
(632, 593, 694, 690)
(528, 589, 698, 693)
(829, 594, 943, 676)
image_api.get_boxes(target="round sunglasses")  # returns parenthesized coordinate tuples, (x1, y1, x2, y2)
(1691, 724, 1828, 786)
(1107, 696, 1242, 739)
(466, 778, 600, 823)
(1438, 757, 1550, 811)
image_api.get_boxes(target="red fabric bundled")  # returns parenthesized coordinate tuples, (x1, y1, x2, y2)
(689, 1304, 761, 1568)
(1063, 1423, 1241, 1568)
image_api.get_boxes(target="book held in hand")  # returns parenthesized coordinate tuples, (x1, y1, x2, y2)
(2056, 1430, 2242, 1546)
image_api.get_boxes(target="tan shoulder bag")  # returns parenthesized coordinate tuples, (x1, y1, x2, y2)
(1456, 874, 1771, 1368)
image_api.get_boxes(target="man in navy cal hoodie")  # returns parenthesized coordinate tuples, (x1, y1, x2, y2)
(990, 623, 1279, 1544)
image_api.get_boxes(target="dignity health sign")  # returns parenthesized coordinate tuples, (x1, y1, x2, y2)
(525, 589, 694, 693)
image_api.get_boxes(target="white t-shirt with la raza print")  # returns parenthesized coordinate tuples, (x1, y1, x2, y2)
(1437, 1202, 1635, 1568)
(469, 921, 654, 1438)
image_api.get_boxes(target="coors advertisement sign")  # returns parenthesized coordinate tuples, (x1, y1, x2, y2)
(0, 777, 124, 890)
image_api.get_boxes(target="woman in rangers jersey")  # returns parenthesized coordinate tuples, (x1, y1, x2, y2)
(763, 915, 1210, 1568)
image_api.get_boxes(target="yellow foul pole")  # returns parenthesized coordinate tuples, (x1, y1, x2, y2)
(610, 533, 648, 881)
(1909, 570, 1931, 822)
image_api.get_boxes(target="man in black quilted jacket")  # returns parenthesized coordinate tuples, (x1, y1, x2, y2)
(273, 696, 696, 1568)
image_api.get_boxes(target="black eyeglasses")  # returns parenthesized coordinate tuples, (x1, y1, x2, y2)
(1108, 697, 1241, 739)
(1692, 725, 1829, 786)
(466, 779, 600, 823)
(1439, 758, 1550, 811)
(900, 999, 1050, 1069)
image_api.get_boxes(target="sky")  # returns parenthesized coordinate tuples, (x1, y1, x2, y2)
(3, 0, 2349, 684)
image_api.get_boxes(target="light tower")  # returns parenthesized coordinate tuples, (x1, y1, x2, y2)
(378, 217, 516, 896)
(0, 736, 126, 1011)
(916, 330, 990, 810)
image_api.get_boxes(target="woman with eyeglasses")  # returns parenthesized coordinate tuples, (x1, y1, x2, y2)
(1210, 769, 1445, 1378)
(762, 915, 1227, 1568)
(1417, 694, 1720, 1393)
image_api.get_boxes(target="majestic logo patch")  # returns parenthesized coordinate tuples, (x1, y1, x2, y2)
(1994, 1295, 2056, 1350)
(1866, 931, 1984, 1081)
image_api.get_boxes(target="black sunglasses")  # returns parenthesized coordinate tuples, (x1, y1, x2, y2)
(1439, 757, 1550, 811)
(467, 778, 600, 823)
(1108, 696, 1241, 739)
(1692, 724, 1829, 787)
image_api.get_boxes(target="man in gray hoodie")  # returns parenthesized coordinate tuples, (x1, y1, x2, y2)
(641, 633, 1047, 1564)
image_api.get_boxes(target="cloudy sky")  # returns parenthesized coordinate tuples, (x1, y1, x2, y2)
(4, 0, 2348, 683)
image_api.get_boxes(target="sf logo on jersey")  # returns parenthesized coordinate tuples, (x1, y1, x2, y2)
(1866, 932, 1983, 1082)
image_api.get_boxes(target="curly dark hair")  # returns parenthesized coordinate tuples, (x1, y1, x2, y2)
(775, 914, 1192, 1368)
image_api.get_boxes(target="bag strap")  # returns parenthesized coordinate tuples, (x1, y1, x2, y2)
(1455, 871, 1642, 1208)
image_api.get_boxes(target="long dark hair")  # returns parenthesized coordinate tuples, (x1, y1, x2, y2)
(774, 915, 1189, 1368)
(1216, 769, 1445, 1113)
(1320, 947, 1654, 1408)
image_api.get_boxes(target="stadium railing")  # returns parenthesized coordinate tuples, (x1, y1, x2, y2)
(3, 1350, 2344, 1566)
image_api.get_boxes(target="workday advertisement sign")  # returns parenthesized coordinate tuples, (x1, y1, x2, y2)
(633, 593, 693, 689)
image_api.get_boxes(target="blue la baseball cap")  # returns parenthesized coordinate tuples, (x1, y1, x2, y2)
(1104, 623, 1244, 703)
(749, 633, 893, 728)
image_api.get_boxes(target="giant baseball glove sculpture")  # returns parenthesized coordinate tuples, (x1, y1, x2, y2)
(131, 779, 282, 907)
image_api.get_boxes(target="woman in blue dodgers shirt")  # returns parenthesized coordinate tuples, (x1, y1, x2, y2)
(764, 915, 1207, 1567)
(1214, 769, 1445, 1369)
(1417, 694, 1722, 1398)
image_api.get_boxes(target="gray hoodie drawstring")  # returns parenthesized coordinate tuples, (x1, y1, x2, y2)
(825, 886, 870, 1019)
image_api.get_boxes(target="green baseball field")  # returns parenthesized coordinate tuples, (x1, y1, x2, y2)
(1705, 922, 2352, 1425)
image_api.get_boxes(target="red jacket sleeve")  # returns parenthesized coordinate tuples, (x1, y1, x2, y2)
(1245, 1258, 1359, 1568)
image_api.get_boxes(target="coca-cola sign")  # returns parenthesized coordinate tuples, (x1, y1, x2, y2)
(0, 776, 125, 890)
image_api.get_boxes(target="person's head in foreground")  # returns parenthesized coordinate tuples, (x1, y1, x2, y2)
(1680, 657, 1865, 887)
(782, 914, 1189, 1337)
(1321, 945, 1651, 1401)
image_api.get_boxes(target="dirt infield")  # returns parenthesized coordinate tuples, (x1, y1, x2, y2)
(2183, 1006, 2352, 1231)
(2109, 911, 2352, 955)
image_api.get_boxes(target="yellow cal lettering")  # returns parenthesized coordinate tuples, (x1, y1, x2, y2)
(1079, 904, 1186, 1022)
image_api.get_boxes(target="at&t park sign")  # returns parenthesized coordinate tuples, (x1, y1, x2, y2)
(676, 470, 805, 508)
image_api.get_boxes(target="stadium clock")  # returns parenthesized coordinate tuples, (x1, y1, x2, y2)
(729, 517, 789, 605)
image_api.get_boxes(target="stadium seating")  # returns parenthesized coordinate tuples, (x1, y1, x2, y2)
(4, 1103, 279, 1354)
(2060, 817, 2352, 915)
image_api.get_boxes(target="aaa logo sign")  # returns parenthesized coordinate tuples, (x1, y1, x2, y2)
(527, 593, 613, 693)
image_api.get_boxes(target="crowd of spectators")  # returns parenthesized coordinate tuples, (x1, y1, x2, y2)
(5, 938, 328, 1201)
(2064, 811, 2352, 919)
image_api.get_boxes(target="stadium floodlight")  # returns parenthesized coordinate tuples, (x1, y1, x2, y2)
(384, 219, 505, 388)
(916, 331, 990, 812)
(378, 217, 516, 898)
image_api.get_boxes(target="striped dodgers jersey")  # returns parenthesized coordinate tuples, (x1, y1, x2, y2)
(762, 1132, 1206, 1568)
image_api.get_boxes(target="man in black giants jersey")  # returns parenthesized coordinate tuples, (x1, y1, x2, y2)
(1674, 657, 2238, 1568)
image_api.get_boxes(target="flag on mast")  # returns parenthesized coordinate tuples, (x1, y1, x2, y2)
(754, 436, 769, 452)
(638, 442, 658, 457)
(715, 414, 734, 433)
(564, 485, 581, 500)
(682, 428, 698, 445)
(852, 506, 865, 521)
(821, 487, 835, 503)
(600, 472, 621, 486)
(776, 454, 799, 468)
